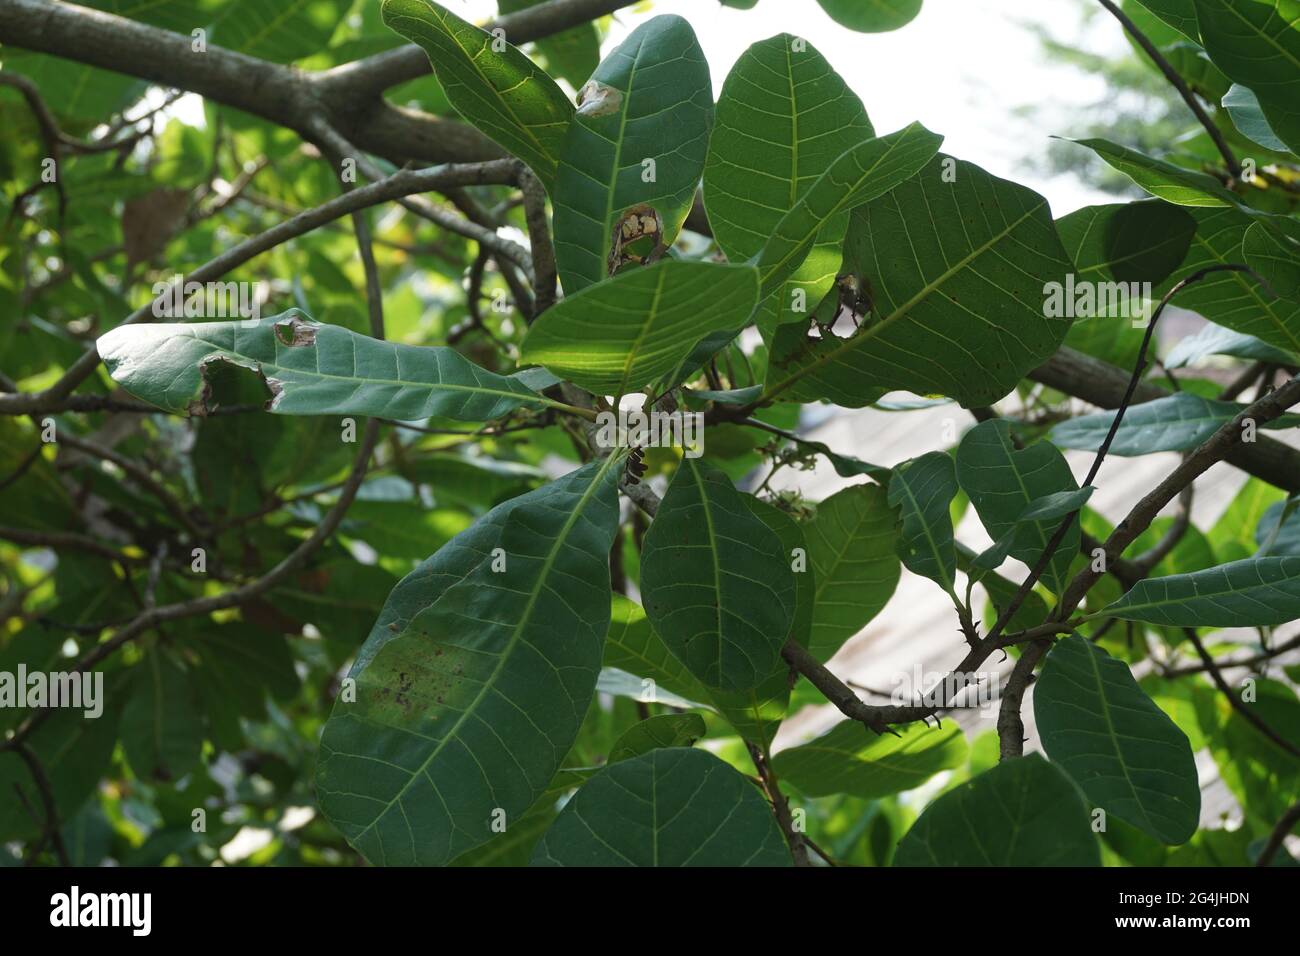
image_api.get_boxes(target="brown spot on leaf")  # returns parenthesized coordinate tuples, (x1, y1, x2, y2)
(608, 204, 667, 277)
(273, 314, 317, 347)
(576, 80, 623, 118)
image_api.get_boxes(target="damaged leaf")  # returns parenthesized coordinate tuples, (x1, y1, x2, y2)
(316, 455, 623, 866)
(97, 312, 554, 422)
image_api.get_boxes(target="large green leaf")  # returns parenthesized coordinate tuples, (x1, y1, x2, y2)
(552, 15, 713, 293)
(1193, 0, 1300, 155)
(817, 0, 923, 32)
(315, 456, 622, 866)
(1244, 217, 1300, 300)
(704, 34, 873, 263)
(956, 420, 1080, 597)
(703, 34, 873, 329)
(765, 156, 1073, 407)
(519, 260, 759, 396)
(1035, 634, 1200, 844)
(894, 754, 1102, 866)
(1160, 207, 1300, 354)
(381, 0, 573, 188)
(754, 123, 943, 299)
(98, 313, 551, 421)
(887, 452, 959, 592)
(1051, 392, 1300, 455)
(773, 719, 967, 799)
(1101, 556, 1300, 626)
(641, 459, 795, 691)
(530, 748, 791, 866)
(801, 484, 900, 662)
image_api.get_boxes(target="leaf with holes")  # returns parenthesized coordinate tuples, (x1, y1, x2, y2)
(315, 456, 622, 866)
(552, 15, 713, 293)
(703, 34, 873, 329)
(1035, 633, 1200, 844)
(530, 748, 791, 866)
(640, 459, 795, 691)
(765, 157, 1073, 407)
(755, 123, 943, 300)
(97, 313, 552, 422)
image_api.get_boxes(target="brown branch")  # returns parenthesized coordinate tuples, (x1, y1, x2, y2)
(746, 743, 811, 867)
(996, 641, 1047, 760)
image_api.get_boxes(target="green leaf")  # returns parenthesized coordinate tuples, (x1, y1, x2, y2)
(816, 0, 923, 33)
(641, 459, 795, 691)
(1035, 634, 1200, 844)
(1193, 0, 1300, 154)
(497, 0, 599, 89)
(607, 713, 707, 763)
(315, 456, 623, 866)
(765, 157, 1073, 407)
(212, 0, 353, 63)
(381, 0, 574, 188)
(98, 313, 551, 422)
(1256, 497, 1300, 554)
(1101, 556, 1300, 627)
(552, 15, 714, 293)
(1223, 83, 1289, 151)
(120, 650, 204, 783)
(887, 452, 959, 591)
(1165, 319, 1299, 367)
(1051, 392, 1300, 455)
(704, 34, 873, 264)
(519, 260, 759, 396)
(956, 420, 1081, 597)
(894, 754, 1102, 866)
(1129, 0, 1201, 42)
(530, 748, 791, 866)
(703, 34, 873, 329)
(773, 719, 967, 799)
(1066, 138, 1241, 206)
(755, 123, 944, 299)
(1244, 217, 1300, 300)
(802, 484, 900, 661)
(1055, 200, 1197, 285)
(971, 487, 1096, 577)
(1160, 207, 1300, 355)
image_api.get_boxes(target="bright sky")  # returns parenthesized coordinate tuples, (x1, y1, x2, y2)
(465, 0, 1131, 215)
